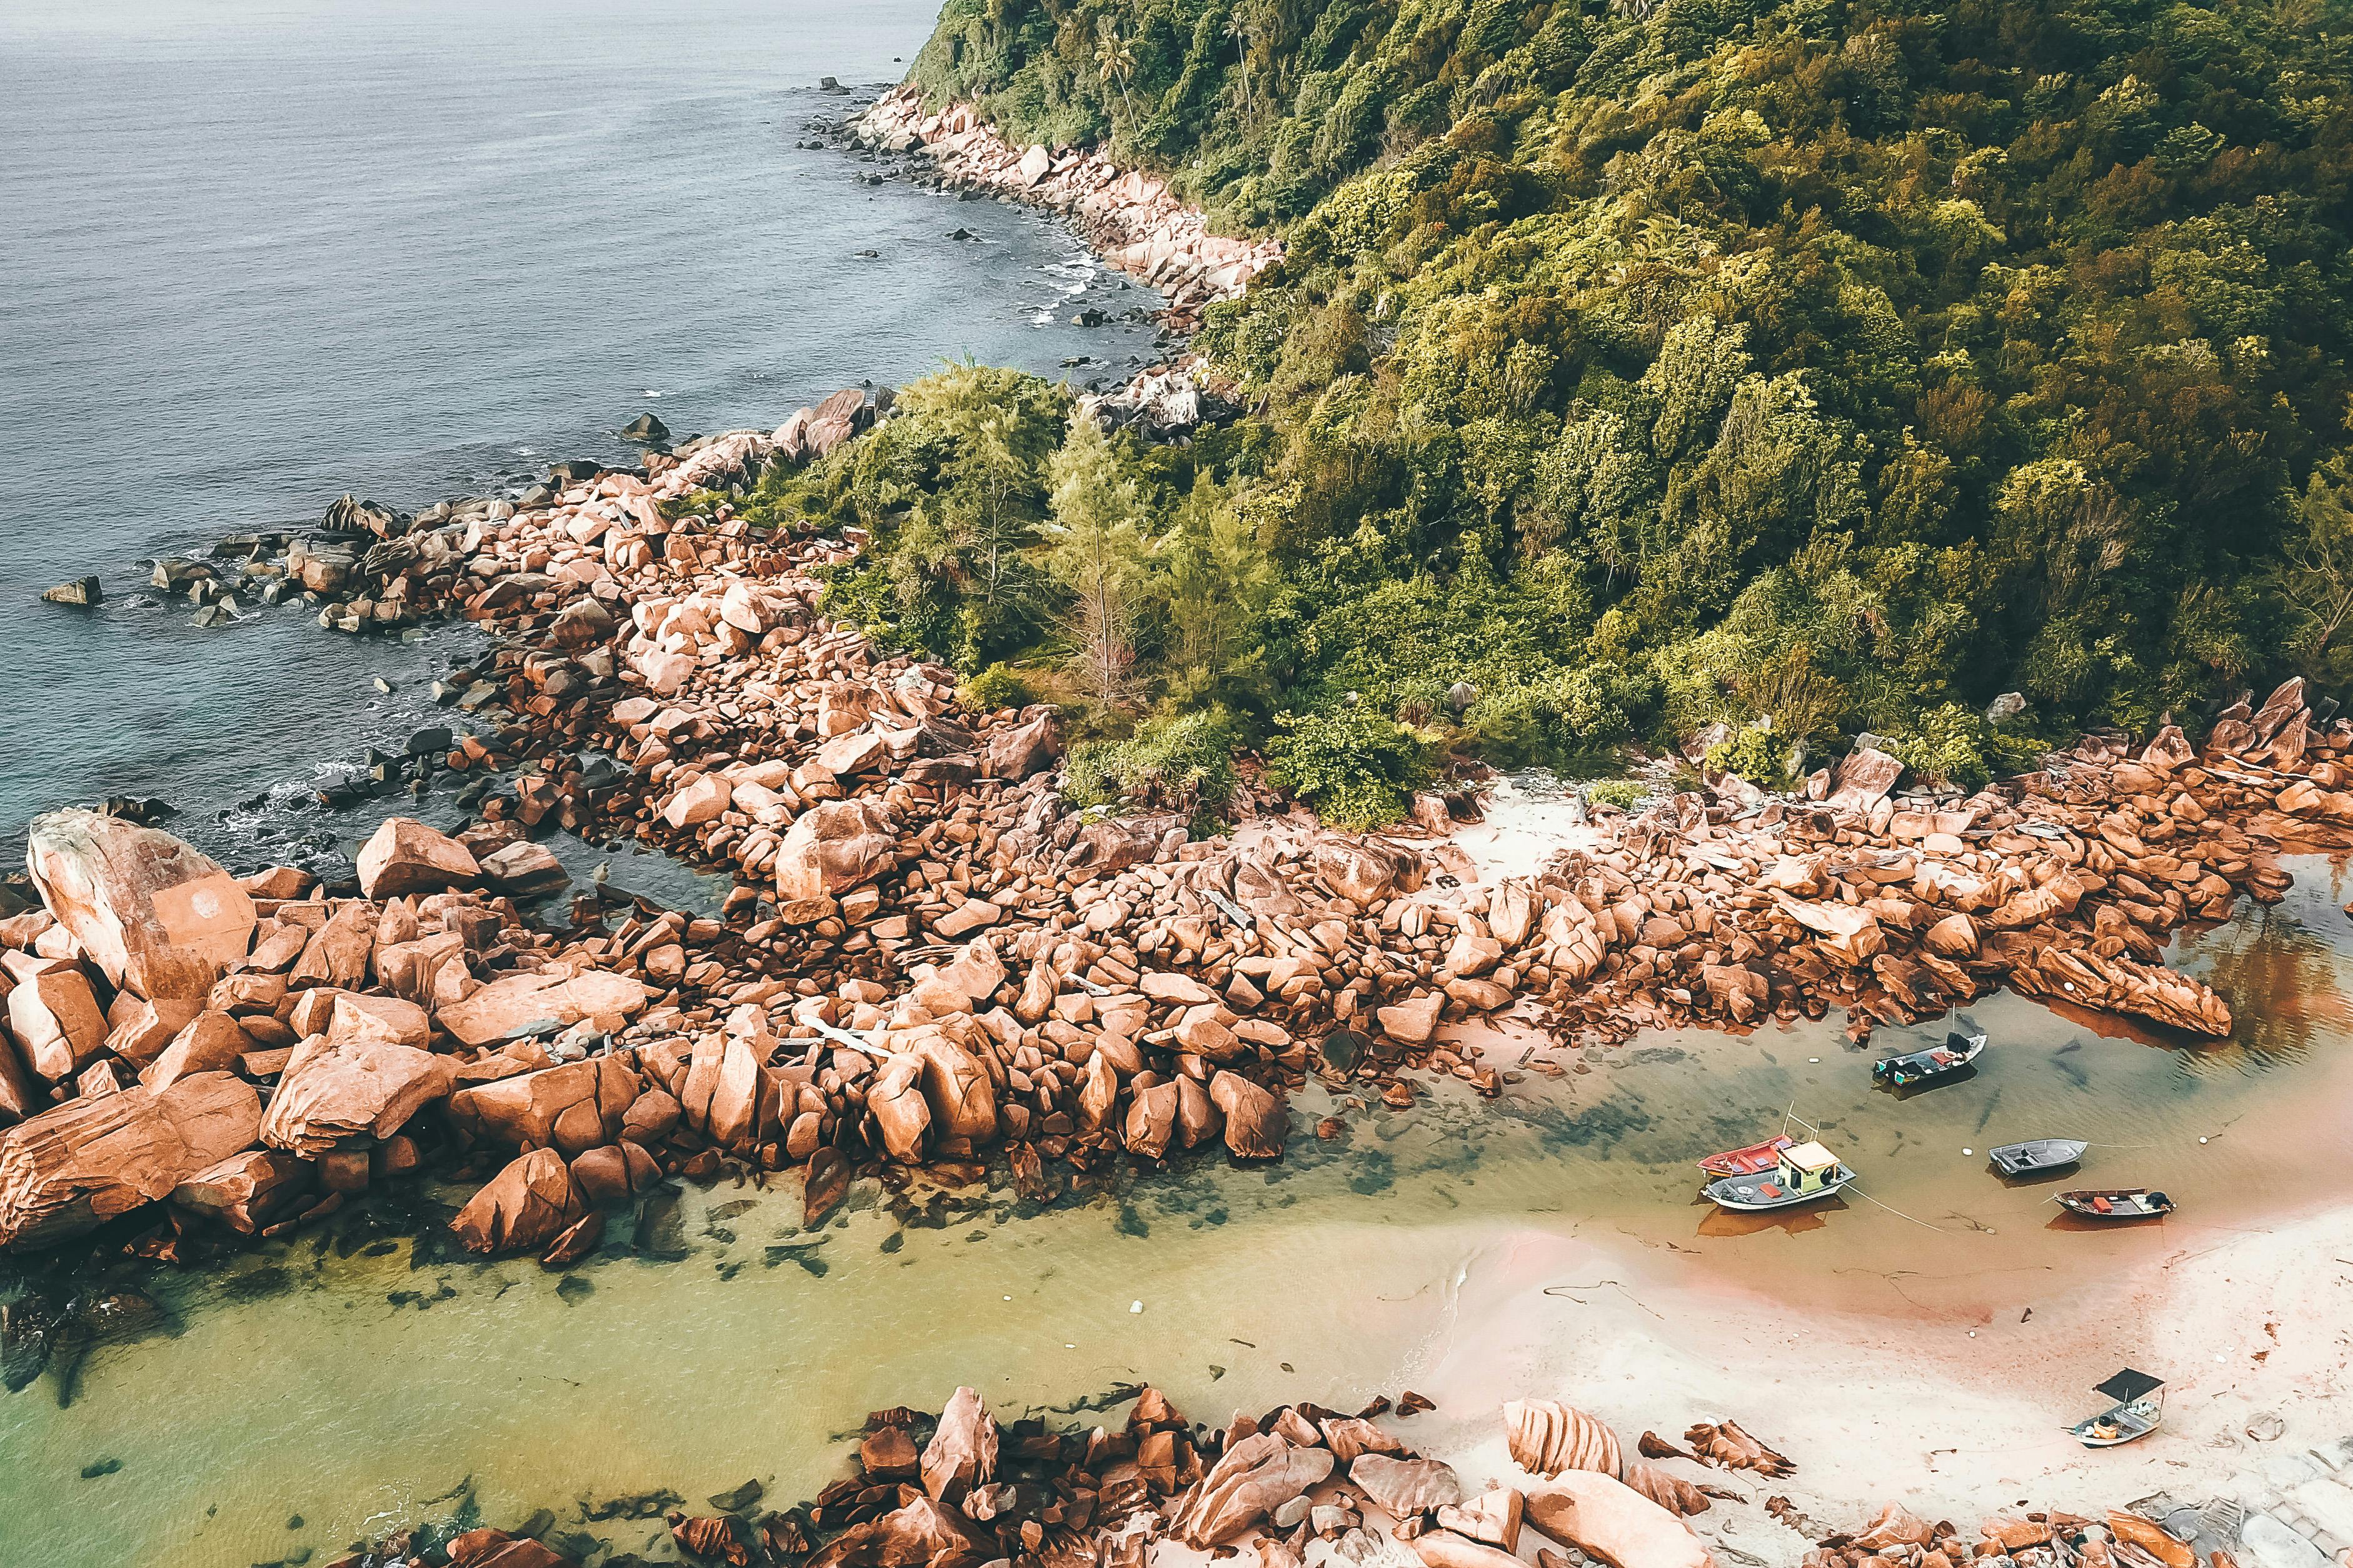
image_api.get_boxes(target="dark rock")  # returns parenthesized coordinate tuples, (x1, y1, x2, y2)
(621, 412, 671, 442)
(41, 577, 102, 607)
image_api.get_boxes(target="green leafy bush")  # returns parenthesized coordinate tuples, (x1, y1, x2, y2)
(1584, 779, 1649, 812)
(1065, 710, 1238, 830)
(1264, 706, 1436, 830)
(958, 663, 1038, 715)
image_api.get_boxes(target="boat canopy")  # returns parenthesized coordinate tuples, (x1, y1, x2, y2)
(2094, 1368, 2165, 1404)
(1783, 1141, 1839, 1173)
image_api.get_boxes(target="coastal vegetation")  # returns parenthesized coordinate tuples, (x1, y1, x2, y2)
(763, 0, 2353, 825)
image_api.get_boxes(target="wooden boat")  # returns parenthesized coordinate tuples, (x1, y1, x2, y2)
(2068, 1369, 2165, 1447)
(1698, 1134, 1795, 1177)
(2057, 1188, 2174, 1220)
(1989, 1138, 2088, 1177)
(1703, 1140, 1857, 1212)
(1872, 1024, 1988, 1089)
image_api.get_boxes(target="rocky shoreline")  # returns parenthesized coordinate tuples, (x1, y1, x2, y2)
(846, 84, 1283, 336)
(2, 92, 2349, 1287)
(0, 387, 2338, 1275)
(313, 1379, 2219, 1568)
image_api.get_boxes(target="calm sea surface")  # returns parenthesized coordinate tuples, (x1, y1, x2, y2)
(0, 0, 1161, 866)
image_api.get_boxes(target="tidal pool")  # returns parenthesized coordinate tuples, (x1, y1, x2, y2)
(5, 864, 2350, 1567)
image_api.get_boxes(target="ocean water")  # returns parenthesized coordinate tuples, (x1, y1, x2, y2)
(0, 0, 1163, 867)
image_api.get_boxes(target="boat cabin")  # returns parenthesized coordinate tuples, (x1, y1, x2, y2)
(1777, 1141, 1844, 1195)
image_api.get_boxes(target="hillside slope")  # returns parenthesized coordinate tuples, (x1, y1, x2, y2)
(786, 0, 2353, 820)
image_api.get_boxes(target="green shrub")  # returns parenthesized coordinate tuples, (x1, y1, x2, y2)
(1703, 725, 1797, 787)
(1584, 779, 1648, 812)
(1884, 703, 2060, 792)
(959, 663, 1038, 716)
(1064, 710, 1239, 831)
(1264, 706, 1437, 830)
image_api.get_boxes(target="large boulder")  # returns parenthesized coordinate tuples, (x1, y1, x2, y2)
(1208, 1071, 1287, 1159)
(0, 1072, 261, 1247)
(920, 1385, 999, 1503)
(867, 1052, 931, 1161)
(1170, 1432, 1334, 1546)
(356, 817, 480, 899)
(775, 799, 897, 903)
(447, 1056, 644, 1154)
(26, 810, 255, 1018)
(449, 1147, 584, 1256)
(4, 957, 108, 1081)
(1352, 1454, 1465, 1515)
(982, 712, 1060, 781)
(1504, 1398, 1622, 1478)
(1312, 837, 1420, 906)
(804, 1496, 978, 1568)
(1521, 1474, 1708, 1568)
(434, 967, 648, 1047)
(170, 1148, 311, 1234)
(258, 1035, 451, 1156)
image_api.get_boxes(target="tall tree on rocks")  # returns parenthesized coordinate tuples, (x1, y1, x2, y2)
(1045, 416, 1150, 718)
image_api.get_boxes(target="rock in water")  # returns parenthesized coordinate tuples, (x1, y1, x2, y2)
(920, 1385, 999, 1502)
(26, 810, 256, 1023)
(450, 1148, 585, 1256)
(354, 816, 480, 899)
(0, 1072, 261, 1247)
(621, 412, 671, 442)
(40, 578, 102, 607)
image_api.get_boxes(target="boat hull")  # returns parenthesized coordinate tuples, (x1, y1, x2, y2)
(1703, 1166, 1857, 1212)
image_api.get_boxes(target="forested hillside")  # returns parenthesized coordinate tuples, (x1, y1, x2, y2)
(763, 0, 2353, 824)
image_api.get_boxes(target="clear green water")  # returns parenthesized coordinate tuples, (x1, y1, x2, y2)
(4, 865, 2348, 1567)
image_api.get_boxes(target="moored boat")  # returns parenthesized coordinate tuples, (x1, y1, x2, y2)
(1703, 1140, 1857, 1212)
(1872, 1022, 1989, 1089)
(1989, 1138, 2088, 1177)
(2056, 1188, 2174, 1220)
(1698, 1134, 1795, 1177)
(2067, 1369, 2166, 1447)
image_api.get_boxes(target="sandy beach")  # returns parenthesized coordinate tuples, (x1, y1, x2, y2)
(1361, 1202, 2353, 1559)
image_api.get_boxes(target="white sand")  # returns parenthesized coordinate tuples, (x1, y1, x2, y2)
(1355, 1205, 2353, 1562)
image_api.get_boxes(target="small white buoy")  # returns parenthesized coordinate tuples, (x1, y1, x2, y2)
(1065, 1343, 1075, 1349)
(2200, 1136, 2209, 1144)
(1003, 1295, 1013, 1302)
(1809, 1057, 1820, 1064)
(1968, 1331, 1977, 1338)
(1130, 1300, 1143, 1314)
(1962, 1148, 1974, 1156)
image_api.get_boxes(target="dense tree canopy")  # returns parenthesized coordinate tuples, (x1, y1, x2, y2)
(785, 0, 2353, 821)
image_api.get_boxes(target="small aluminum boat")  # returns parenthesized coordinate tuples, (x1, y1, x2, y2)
(1703, 1140, 1857, 1212)
(2068, 1369, 2165, 1447)
(2057, 1188, 2174, 1220)
(1988, 1138, 2087, 1177)
(1698, 1134, 1795, 1177)
(1872, 1024, 1987, 1089)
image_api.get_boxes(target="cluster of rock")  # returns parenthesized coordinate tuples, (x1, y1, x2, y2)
(0, 809, 654, 1251)
(850, 84, 1283, 333)
(1522, 683, 2353, 1049)
(1797, 1501, 2222, 1568)
(329, 1384, 1754, 1568)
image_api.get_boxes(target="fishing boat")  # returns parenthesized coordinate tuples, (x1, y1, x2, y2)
(1872, 1022, 1988, 1088)
(1988, 1138, 2088, 1177)
(1697, 1134, 1795, 1177)
(2067, 1369, 2165, 1447)
(1703, 1140, 1857, 1212)
(2057, 1188, 2175, 1220)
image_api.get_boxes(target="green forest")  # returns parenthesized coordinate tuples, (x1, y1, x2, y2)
(744, 0, 2353, 826)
